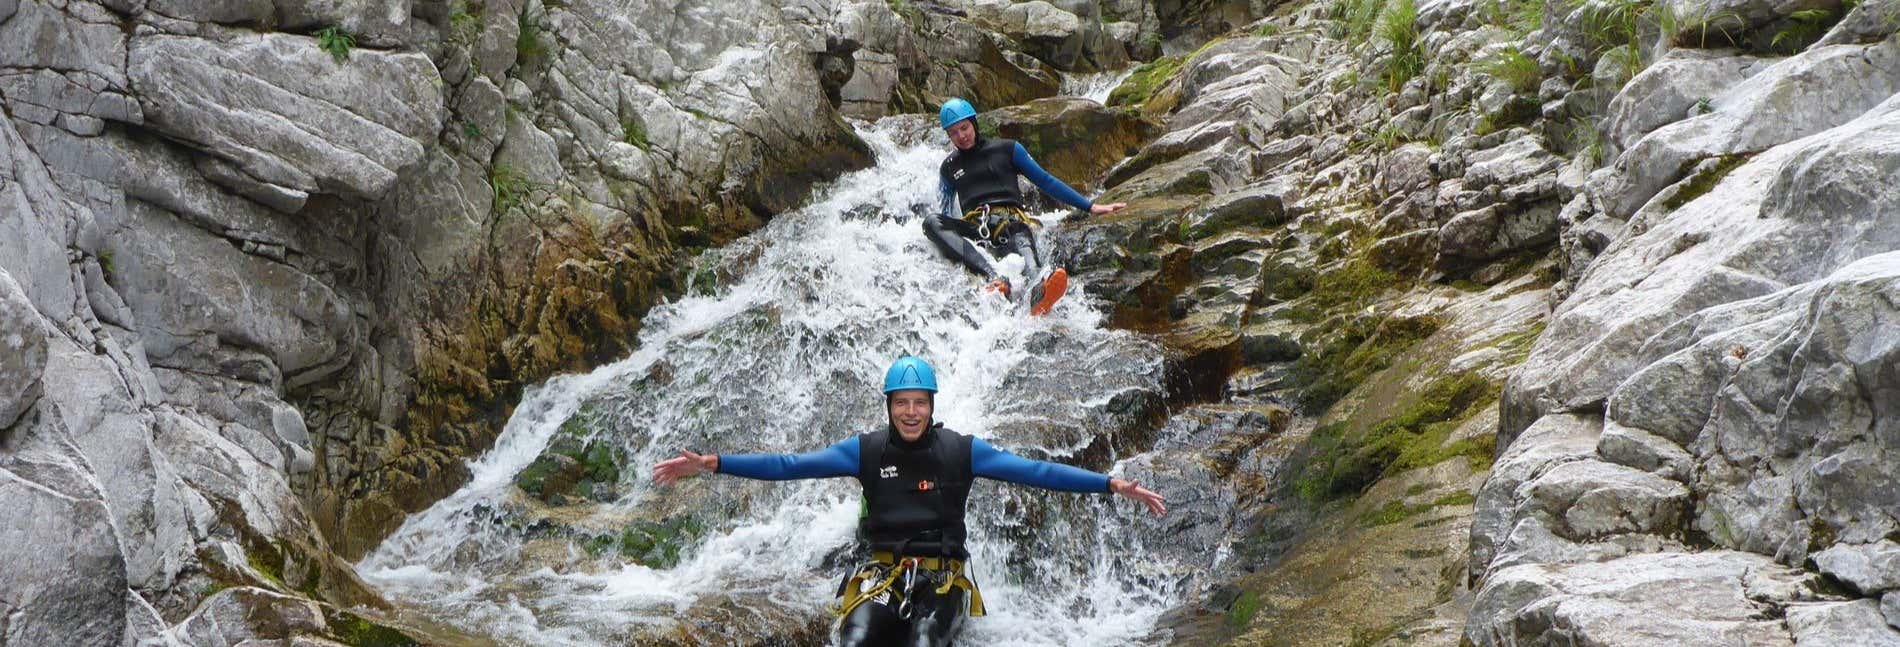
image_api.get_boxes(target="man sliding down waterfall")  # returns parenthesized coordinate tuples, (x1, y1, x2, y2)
(651, 356, 1167, 646)
(925, 97, 1127, 316)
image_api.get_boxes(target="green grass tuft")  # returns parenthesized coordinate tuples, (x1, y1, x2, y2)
(1475, 46, 1541, 95)
(1379, 0, 1424, 92)
(621, 118, 648, 149)
(517, 7, 549, 60)
(1332, 0, 1388, 43)
(489, 163, 529, 213)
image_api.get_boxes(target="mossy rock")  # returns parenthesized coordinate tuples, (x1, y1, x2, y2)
(1106, 54, 1186, 114)
(982, 97, 1160, 192)
(1288, 371, 1499, 502)
(586, 516, 707, 568)
(324, 608, 421, 647)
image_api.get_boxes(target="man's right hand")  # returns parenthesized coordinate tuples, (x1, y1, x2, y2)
(1088, 202, 1127, 217)
(653, 450, 718, 485)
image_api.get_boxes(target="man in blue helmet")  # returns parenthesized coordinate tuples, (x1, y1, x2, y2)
(652, 356, 1166, 646)
(927, 97, 1127, 316)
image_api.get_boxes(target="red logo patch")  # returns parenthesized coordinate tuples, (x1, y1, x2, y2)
(916, 480, 935, 492)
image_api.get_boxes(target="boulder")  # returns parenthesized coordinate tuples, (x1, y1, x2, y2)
(1466, 551, 1821, 646)
(1812, 541, 1900, 596)
(128, 32, 445, 201)
(1786, 600, 1900, 646)
(1601, 50, 1767, 158)
(981, 97, 1159, 192)
(0, 270, 49, 431)
(1593, 39, 1900, 221)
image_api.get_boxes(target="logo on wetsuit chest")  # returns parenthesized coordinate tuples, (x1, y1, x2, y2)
(916, 480, 935, 491)
(952, 169, 965, 180)
(880, 466, 899, 479)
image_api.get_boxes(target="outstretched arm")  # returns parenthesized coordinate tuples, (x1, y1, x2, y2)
(971, 438, 1166, 514)
(651, 436, 860, 485)
(1010, 143, 1127, 216)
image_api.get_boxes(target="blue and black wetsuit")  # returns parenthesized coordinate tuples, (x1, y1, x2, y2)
(717, 424, 1113, 647)
(926, 138, 1094, 287)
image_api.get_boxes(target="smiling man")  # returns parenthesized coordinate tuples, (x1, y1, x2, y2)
(926, 97, 1126, 316)
(652, 355, 1166, 646)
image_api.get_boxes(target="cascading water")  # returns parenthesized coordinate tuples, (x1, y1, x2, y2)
(1062, 68, 1137, 105)
(360, 116, 1222, 645)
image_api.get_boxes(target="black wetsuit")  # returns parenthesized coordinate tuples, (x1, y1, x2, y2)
(925, 137, 1094, 289)
(715, 424, 1117, 646)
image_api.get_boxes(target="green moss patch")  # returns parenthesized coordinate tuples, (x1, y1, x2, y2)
(1662, 154, 1748, 210)
(1227, 590, 1265, 630)
(515, 410, 624, 503)
(585, 516, 707, 568)
(1106, 55, 1185, 108)
(1291, 372, 1499, 502)
(1285, 313, 1442, 413)
(324, 609, 420, 647)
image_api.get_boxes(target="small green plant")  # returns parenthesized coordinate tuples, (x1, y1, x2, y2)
(97, 249, 115, 278)
(621, 118, 648, 149)
(1379, 0, 1424, 92)
(1371, 124, 1410, 150)
(1475, 46, 1541, 94)
(462, 121, 482, 139)
(516, 7, 548, 60)
(1485, 0, 1544, 36)
(489, 163, 528, 213)
(316, 26, 354, 63)
(1769, 8, 1836, 52)
(1568, 116, 1606, 166)
(449, 1, 482, 42)
(1256, 22, 1283, 37)
(1333, 0, 1388, 43)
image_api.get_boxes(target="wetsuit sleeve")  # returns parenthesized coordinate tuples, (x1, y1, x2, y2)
(715, 436, 859, 481)
(938, 177, 959, 220)
(1011, 142, 1093, 211)
(971, 438, 1113, 493)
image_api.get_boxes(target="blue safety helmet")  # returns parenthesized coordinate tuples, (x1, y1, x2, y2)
(882, 356, 939, 393)
(939, 98, 977, 130)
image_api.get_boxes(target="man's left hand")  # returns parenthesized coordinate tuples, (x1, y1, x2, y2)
(1110, 477, 1167, 515)
(1088, 202, 1127, 217)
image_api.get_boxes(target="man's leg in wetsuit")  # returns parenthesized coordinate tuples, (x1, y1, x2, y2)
(996, 222, 1043, 284)
(905, 583, 968, 646)
(837, 595, 907, 647)
(921, 216, 1000, 283)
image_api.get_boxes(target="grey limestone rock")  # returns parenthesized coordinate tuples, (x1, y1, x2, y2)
(1594, 39, 1900, 221)
(0, 422, 133, 647)
(175, 587, 327, 647)
(1813, 541, 1900, 596)
(128, 32, 445, 201)
(0, 270, 49, 431)
(1470, 413, 1602, 579)
(1466, 551, 1818, 647)
(1787, 600, 1900, 646)
(1601, 50, 1766, 158)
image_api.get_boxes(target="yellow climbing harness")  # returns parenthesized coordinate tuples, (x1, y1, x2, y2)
(832, 552, 987, 619)
(961, 204, 1042, 245)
